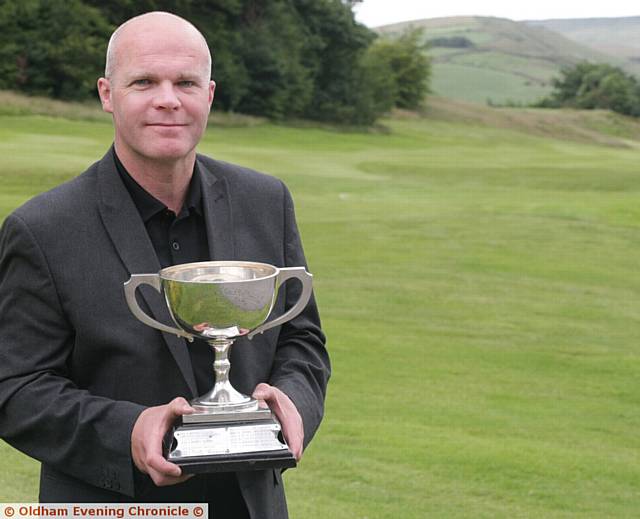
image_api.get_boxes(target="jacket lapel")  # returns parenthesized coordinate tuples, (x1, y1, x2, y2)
(95, 148, 198, 398)
(198, 157, 236, 261)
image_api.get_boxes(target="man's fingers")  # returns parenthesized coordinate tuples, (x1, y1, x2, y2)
(131, 397, 196, 486)
(146, 451, 182, 478)
(161, 398, 194, 430)
(168, 397, 194, 417)
(148, 467, 193, 487)
(281, 419, 303, 460)
(255, 399, 269, 410)
(253, 384, 284, 414)
(251, 383, 272, 401)
(252, 383, 304, 460)
(150, 474, 192, 487)
(290, 444, 302, 461)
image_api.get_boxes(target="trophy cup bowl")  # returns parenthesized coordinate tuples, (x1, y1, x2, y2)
(124, 260, 313, 473)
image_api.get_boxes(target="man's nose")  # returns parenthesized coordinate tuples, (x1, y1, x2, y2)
(152, 82, 181, 110)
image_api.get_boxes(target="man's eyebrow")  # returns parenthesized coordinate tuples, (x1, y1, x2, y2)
(124, 71, 157, 81)
(124, 72, 203, 82)
(176, 72, 204, 81)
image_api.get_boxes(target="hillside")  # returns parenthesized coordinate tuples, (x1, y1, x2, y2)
(526, 17, 640, 76)
(376, 16, 619, 105)
(421, 96, 640, 149)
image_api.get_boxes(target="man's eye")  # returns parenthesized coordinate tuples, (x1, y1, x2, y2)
(132, 79, 150, 86)
(178, 81, 195, 87)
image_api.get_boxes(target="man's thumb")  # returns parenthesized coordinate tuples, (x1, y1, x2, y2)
(252, 383, 272, 400)
(168, 397, 194, 416)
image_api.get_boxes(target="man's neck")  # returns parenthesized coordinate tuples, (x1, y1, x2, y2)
(115, 144, 195, 214)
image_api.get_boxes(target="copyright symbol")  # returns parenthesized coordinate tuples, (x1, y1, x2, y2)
(4, 507, 14, 517)
(193, 506, 203, 517)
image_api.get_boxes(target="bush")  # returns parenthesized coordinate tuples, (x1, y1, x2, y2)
(537, 62, 640, 117)
(365, 29, 431, 110)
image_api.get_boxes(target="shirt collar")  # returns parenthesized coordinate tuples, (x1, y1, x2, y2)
(113, 148, 203, 222)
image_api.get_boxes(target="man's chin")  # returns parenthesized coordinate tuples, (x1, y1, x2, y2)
(139, 145, 196, 163)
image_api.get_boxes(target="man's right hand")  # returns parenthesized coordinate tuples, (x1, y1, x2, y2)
(131, 397, 194, 486)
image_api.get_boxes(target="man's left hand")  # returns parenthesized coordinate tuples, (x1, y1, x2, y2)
(252, 383, 304, 461)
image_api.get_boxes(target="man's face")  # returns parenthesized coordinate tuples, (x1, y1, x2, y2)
(98, 22, 215, 163)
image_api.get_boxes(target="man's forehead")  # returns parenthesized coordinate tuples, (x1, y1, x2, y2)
(121, 66, 206, 79)
(121, 35, 206, 59)
(116, 23, 208, 62)
(117, 44, 209, 76)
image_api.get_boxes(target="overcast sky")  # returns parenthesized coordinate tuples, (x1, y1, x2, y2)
(354, 1, 640, 28)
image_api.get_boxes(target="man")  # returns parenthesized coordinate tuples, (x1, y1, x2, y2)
(0, 11, 329, 518)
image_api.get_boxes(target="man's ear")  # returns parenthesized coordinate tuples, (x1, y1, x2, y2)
(97, 78, 113, 113)
(208, 80, 216, 108)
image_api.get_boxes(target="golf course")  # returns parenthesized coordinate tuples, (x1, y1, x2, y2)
(1, 95, 639, 517)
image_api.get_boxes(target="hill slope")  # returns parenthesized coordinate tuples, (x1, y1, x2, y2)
(376, 16, 619, 105)
(421, 96, 640, 149)
(525, 17, 640, 76)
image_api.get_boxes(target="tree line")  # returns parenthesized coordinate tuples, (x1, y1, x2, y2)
(0, 0, 430, 125)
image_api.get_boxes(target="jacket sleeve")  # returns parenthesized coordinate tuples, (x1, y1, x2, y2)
(269, 182, 331, 449)
(0, 213, 145, 497)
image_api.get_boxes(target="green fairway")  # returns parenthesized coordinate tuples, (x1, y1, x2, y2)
(1, 110, 639, 517)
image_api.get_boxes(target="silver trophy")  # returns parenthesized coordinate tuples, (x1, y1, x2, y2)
(124, 260, 313, 473)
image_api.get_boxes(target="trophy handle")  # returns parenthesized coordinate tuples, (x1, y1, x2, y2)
(248, 267, 313, 339)
(124, 274, 195, 342)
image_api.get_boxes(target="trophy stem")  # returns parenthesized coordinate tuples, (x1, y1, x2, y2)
(191, 338, 258, 413)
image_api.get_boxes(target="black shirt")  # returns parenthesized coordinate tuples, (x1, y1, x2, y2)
(108, 152, 252, 512)
(114, 150, 214, 396)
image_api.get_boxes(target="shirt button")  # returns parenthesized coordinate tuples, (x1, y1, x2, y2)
(172, 241, 180, 251)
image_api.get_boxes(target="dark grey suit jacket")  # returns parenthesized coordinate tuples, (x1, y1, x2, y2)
(0, 149, 330, 517)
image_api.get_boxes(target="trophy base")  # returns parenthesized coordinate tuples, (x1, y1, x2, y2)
(171, 447, 297, 474)
(165, 412, 297, 474)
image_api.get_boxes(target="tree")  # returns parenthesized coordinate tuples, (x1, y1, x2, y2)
(538, 62, 640, 117)
(0, 0, 111, 99)
(365, 30, 431, 110)
(358, 44, 397, 118)
(292, 0, 377, 124)
(231, 1, 314, 118)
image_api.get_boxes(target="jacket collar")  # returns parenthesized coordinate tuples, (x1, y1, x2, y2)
(96, 146, 211, 397)
(197, 155, 235, 261)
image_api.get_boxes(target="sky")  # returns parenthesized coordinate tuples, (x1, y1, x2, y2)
(353, 0, 640, 28)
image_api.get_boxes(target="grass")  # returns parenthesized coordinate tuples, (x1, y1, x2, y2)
(423, 96, 640, 148)
(431, 62, 551, 105)
(1, 97, 640, 517)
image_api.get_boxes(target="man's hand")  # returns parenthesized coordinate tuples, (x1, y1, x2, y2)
(131, 397, 194, 486)
(252, 383, 304, 460)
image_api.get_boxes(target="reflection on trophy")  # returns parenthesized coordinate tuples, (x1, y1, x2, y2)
(124, 261, 313, 473)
